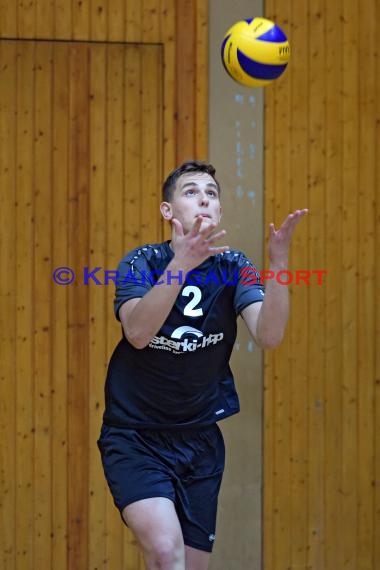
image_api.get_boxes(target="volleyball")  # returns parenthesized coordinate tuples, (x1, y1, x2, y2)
(221, 17, 290, 87)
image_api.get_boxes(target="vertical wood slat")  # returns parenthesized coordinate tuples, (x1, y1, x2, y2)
(263, 1, 276, 567)
(108, 0, 125, 42)
(33, 41, 52, 570)
(67, 44, 89, 570)
(160, 0, 176, 171)
(0, 41, 17, 570)
(72, 0, 90, 40)
(307, 1, 326, 568)
(91, 0, 108, 41)
(35, 0, 53, 38)
(54, 0, 72, 38)
(51, 42, 69, 570)
(17, 0, 36, 38)
(324, 0, 343, 568)
(271, 1, 293, 568)
(341, 1, 359, 568)
(288, 2, 308, 568)
(140, 45, 162, 244)
(121, 49, 146, 569)
(105, 43, 124, 570)
(176, 0, 196, 162)
(125, 0, 142, 42)
(160, 0, 176, 242)
(194, 0, 208, 159)
(88, 43, 107, 570)
(357, 2, 376, 568)
(15, 41, 35, 570)
(375, 0, 380, 560)
(0, 0, 17, 36)
(142, 0, 160, 43)
(124, 45, 142, 253)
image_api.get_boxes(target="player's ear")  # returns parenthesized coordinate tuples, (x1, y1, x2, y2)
(160, 201, 173, 221)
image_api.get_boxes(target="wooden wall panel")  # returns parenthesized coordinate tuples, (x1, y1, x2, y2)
(176, 0, 196, 160)
(34, 41, 53, 570)
(195, 0, 208, 159)
(0, 0, 206, 161)
(324, 2, 343, 568)
(125, 0, 142, 42)
(0, 39, 164, 570)
(54, 1, 71, 38)
(0, 41, 17, 570)
(51, 43, 69, 570)
(0, 0, 16, 36)
(67, 44, 90, 570)
(308, 3, 326, 568)
(274, 2, 292, 566)
(357, 1, 376, 565)
(288, 7, 308, 569)
(376, 101, 380, 570)
(108, 0, 125, 41)
(264, 1, 379, 569)
(0, 2, 208, 569)
(15, 42, 35, 570)
(375, 7, 380, 563)
(124, 45, 143, 253)
(88, 44, 106, 570)
(140, 47, 163, 243)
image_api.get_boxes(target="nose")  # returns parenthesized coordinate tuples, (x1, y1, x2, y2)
(199, 191, 209, 206)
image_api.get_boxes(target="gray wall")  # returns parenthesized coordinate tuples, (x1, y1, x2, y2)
(208, 2, 264, 569)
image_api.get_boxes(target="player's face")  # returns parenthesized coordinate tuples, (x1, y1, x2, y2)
(161, 172, 222, 233)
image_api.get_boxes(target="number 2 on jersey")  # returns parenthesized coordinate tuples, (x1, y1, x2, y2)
(182, 286, 203, 317)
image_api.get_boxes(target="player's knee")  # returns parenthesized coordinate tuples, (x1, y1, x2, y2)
(145, 535, 184, 569)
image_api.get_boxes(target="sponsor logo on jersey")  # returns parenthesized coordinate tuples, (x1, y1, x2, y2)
(149, 325, 224, 354)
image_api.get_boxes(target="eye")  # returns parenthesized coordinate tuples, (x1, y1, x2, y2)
(207, 189, 218, 198)
(185, 188, 197, 196)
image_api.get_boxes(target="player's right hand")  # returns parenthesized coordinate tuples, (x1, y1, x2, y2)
(170, 216, 229, 272)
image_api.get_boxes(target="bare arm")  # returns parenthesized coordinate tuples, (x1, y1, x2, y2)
(119, 257, 189, 349)
(242, 209, 308, 349)
(120, 216, 229, 349)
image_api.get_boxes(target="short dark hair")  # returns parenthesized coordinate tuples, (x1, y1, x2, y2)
(162, 160, 220, 202)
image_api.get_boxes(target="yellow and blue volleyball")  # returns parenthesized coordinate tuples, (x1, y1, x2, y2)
(221, 17, 290, 87)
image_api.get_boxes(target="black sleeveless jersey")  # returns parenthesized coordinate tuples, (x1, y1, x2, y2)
(102, 241, 265, 429)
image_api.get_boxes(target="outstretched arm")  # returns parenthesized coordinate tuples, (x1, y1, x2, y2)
(242, 209, 308, 349)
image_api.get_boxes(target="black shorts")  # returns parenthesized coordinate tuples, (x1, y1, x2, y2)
(97, 423, 225, 552)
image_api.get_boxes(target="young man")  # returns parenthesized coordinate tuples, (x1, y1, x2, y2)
(98, 160, 307, 570)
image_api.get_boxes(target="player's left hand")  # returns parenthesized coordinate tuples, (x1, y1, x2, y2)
(268, 209, 308, 264)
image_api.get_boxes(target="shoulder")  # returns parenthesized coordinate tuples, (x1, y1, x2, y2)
(215, 248, 258, 269)
(118, 242, 171, 269)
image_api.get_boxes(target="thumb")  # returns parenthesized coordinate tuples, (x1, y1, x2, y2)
(171, 218, 184, 237)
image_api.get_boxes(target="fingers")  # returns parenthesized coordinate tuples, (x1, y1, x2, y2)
(188, 215, 219, 238)
(206, 229, 227, 243)
(209, 245, 230, 254)
(288, 209, 308, 230)
(206, 228, 229, 254)
(270, 209, 308, 233)
(189, 215, 205, 236)
(195, 220, 228, 251)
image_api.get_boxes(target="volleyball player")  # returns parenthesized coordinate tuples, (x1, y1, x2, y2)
(98, 160, 307, 570)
